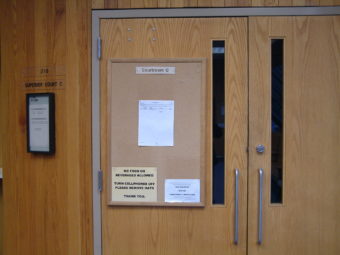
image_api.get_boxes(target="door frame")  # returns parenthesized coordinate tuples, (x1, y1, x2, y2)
(91, 7, 340, 255)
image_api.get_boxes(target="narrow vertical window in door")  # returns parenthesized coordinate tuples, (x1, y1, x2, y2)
(271, 39, 284, 204)
(212, 41, 225, 205)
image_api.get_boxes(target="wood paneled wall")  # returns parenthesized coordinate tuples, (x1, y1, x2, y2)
(0, 0, 93, 254)
(0, 183, 2, 254)
(1, 0, 339, 255)
(92, 0, 340, 8)
(0, 185, 2, 254)
(0, 17, 4, 254)
(0, 24, 3, 168)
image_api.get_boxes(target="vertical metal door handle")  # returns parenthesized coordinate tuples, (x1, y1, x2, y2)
(258, 168, 264, 244)
(234, 169, 239, 244)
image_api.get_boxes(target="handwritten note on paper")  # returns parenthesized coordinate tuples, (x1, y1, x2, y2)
(138, 100, 174, 146)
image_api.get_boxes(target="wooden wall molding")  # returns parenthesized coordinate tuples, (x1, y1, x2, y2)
(92, 0, 340, 9)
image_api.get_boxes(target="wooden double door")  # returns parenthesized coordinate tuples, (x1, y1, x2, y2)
(99, 16, 340, 255)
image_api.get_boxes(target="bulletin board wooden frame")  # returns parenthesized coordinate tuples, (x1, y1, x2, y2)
(107, 58, 206, 207)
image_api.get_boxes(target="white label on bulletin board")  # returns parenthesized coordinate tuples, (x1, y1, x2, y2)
(138, 100, 174, 146)
(136, 66, 176, 74)
(165, 179, 200, 203)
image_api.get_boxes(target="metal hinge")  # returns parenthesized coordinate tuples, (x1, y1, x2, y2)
(98, 170, 103, 192)
(97, 37, 102, 60)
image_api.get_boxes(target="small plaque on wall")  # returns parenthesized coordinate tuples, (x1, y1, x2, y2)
(26, 93, 55, 154)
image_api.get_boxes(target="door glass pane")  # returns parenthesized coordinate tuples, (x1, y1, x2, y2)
(212, 41, 225, 205)
(271, 39, 284, 204)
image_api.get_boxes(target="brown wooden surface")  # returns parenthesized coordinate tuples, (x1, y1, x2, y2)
(0, 0, 93, 255)
(0, 13, 4, 254)
(93, 0, 105, 8)
(0, 182, 2, 254)
(1, 3, 5, 253)
(0, 1, 339, 255)
(93, 0, 339, 8)
(249, 16, 340, 255)
(100, 17, 248, 255)
(107, 59, 206, 206)
(0, 48, 2, 172)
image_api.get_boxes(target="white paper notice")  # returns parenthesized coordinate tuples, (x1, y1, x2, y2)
(138, 100, 174, 146)
(29, 97, 50, 152)
(111, 167, 157, 202)
(165, 179, 200, 203)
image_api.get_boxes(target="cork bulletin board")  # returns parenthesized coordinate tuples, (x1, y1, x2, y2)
(107, 59, 206, 207)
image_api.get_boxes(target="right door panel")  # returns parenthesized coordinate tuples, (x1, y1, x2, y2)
(249, 16, 340, 255)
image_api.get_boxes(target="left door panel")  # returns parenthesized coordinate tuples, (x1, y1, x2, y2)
(100, 18, 248, 255)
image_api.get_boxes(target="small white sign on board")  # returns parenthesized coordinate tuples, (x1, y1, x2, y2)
(136, 66, 176, 74)
(165, 179, 200, 203)
(111, 167, 157, 202)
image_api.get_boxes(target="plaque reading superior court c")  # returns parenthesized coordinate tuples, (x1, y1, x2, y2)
(111, 167, 157, 203)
